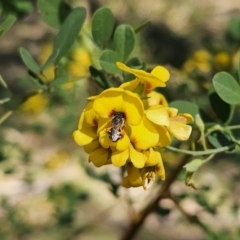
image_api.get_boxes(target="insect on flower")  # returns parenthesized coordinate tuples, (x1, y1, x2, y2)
(106, 112, 125, 142)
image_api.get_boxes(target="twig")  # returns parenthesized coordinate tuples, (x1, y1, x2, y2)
(120, 153, 190, 240)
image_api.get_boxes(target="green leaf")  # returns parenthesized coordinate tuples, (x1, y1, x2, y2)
(0, 15, 16, 38)
(114, 24, 135, 62)
(49, 76, 69, 87)
(213, 72, 240, 105)
(184, 159, 203, 172)
(169, 100, 199, 117)
(0, 75, 8, 89)
(207, 131, 234, 150)
(99, 50, 121, 74)
(134, 20, 151, 34)
(19, 47, 40, 74)
(126, 57, 142, 68)
(46, 7, 86, 65)
(89, 66, 112, 89)
(208, 89, 232, 123)
(38, 0, 71, 29)
(91, 7, 115, 47)
(0, 111, 13, 125)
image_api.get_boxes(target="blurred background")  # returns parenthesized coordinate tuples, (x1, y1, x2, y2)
(1, 0, 240, 239)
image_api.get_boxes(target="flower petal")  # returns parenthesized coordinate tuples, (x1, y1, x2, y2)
(168, 121, 192, 141)
(130, 116, 159, 150)
(151, 66, 170, 82)
(154, 125, 172, 146)
(120, 78, 140, 91)
(127, 164, 143, 186)
(72, 128, 97, 146)
(114, 133, 130, 151)
(89, 147, 110, 167)
(129, 144, 145, 168)
(84, 140, 100, 154)
(111, 148, 129, 167)
(147, 91, 168, 107)
(145, 148, 161, 167)
(145, 107, 170, 126)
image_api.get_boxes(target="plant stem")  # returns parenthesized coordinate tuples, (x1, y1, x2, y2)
(164, 145, 233, 156)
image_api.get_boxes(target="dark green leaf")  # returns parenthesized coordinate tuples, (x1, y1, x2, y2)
(126, 57, 142, 68)
(91, 7, 114, 47)
(99, 50, 121, 74)
(184, 159, 203, 172)
(213, 72, 240, 105)
(28, 70, 47, 89)
(208, 90, 232, 123)
(47, 7, 86, 65)
(114, 24, 135, 62)
(207, 131, 234, 149)
(0, 15, 16, 38)
(134, 20, 151, 34)
(38, 0, 71, 29)
(227, 17, 240, 40)
(169, 100, 199, 117)
(19, 47, 40, 74)
(49, 76, 69, 87)
(89, 66, 112, 89)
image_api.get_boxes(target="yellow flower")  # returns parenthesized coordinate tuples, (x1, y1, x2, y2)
(214, 51, 231, 71)
(19, 93, 49, 114)
(116, 62, 170, 92)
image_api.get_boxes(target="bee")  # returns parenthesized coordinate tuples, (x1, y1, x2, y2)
(106, 112, 125, 142)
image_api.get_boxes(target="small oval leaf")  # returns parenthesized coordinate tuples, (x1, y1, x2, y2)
(184, 159, 203, 172)
(46, 7, 86, 65)
(99, 50, 121, 74)
(114, 24, 135, 62)
(19, 47, 40, 74)
(92, 7, 115, 48)
(213, 72, 240, 105)
(169, 100, 199, 117)
(0, 15, 16, 38)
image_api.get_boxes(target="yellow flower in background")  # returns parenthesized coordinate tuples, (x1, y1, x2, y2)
(116, 62, 170, 93)
(213, 51, 231, 71)
(45, 151, 69, 170)
(67, 47, 92, 78)
(183, 49, 212, 74)
(38, 43, 55, 83)
(19, 93, 49, 114)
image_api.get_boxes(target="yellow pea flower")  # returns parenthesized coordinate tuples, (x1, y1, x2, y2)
(116, 62, 170, 92)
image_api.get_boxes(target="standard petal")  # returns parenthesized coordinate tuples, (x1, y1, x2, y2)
(178, 113, 194, 123)
(89, 147, 111, 167)
(129, 144, 145, 168)
(111, 148, 129, 167)
(122, 90, 144, 125)
(93, 88, 124, 118)
(168, 121, 192, 141)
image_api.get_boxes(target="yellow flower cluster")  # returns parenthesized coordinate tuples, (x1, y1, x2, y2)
(73, 62, 193, 190)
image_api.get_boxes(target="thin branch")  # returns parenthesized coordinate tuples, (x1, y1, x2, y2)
(120, 153, 190, 240)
